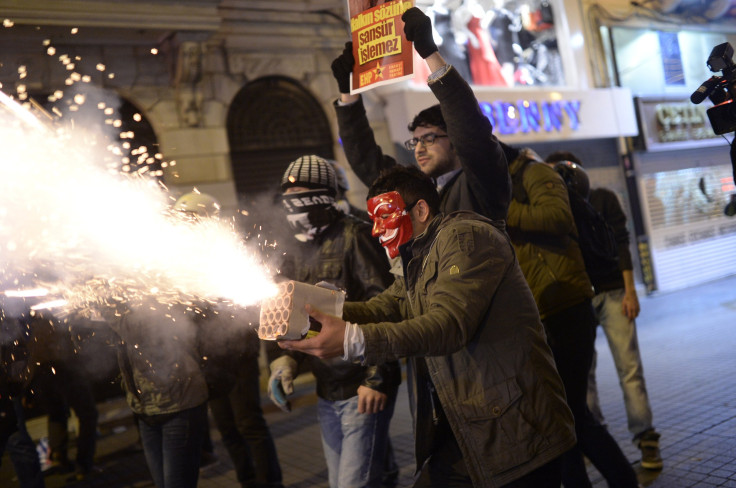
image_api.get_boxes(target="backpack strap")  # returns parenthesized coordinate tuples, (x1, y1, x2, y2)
(511, 155, 536, 204)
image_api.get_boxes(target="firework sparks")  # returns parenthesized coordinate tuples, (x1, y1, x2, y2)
(0, 92, 277, 316)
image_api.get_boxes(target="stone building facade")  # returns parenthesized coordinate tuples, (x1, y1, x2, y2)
(0, 0, 383, 214)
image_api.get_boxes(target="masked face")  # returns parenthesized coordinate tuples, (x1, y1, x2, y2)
(282, 189, 336, 242)
(367, 191, 414, 259)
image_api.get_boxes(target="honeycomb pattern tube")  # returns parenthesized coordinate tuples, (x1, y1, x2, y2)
(258, 280, 346, 341)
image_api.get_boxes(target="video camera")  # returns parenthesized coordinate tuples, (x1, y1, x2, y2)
(690, 42, 736, 135)
(692, 43, 736, 216)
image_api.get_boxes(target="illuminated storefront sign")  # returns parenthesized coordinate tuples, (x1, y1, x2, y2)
(383, 87, 637, 144)
(478, 99, 581, 135)
(635, 97, 722, 151)
(654, 102, 714, 142)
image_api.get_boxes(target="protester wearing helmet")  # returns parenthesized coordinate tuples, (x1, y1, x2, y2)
(270, 155, 401, 488)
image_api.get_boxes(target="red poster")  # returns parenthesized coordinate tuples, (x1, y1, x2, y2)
(348, 0, 415, 94)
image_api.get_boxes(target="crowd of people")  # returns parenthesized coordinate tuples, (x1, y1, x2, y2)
(1, 7, 662, 488)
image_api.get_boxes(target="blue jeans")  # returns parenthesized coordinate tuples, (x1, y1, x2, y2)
(138, 403, 207, 488)
(588, 288, 654, 439)
(318, 394, 395, 488)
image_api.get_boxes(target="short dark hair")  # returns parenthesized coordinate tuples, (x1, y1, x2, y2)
(367, 165, 440, 215)
(545, 150, 583, 167)
(407, 104, 446, 133)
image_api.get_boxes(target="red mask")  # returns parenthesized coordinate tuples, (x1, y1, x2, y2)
(367, 191, 414, 259)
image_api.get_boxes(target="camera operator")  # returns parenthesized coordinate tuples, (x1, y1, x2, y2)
(691, 41, 736, 215)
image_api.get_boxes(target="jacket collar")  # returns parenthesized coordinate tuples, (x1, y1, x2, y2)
(398, 214, 444, 276)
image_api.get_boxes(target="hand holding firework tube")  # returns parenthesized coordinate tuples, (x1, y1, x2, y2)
(278, 304, 348, 360)
(258, 281, 345, 341)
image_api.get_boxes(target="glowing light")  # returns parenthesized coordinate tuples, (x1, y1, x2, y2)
(3, 19, 14, 28)
(71, 27, 78, 34)
(570, 33, 584, 50)
(96, 64, 106, 71)
(4, 288, 49, 298)
(31, 299, 68, 311)
(47, 47, 56, 56)
(151, 48, 158, 55)
(0, 91, 277, 313)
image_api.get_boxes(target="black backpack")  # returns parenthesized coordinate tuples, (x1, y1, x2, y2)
(565, 189, 620, 289)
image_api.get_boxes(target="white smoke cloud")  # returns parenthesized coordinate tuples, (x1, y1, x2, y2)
(0, 90, 277, 313)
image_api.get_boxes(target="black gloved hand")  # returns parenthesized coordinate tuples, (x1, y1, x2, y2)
(331, 41, 354, 94)
(402, 7, 437, 59)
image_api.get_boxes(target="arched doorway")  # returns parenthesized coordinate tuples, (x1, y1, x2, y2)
(227, 76, 334, 201)
(35, 90, 163, 182)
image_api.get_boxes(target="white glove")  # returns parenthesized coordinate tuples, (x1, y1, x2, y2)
(268, 355, 297, 412)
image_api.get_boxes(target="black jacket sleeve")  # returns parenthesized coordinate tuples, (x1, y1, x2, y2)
(428, 66, 511, 220)
(335, 97, 398, 188)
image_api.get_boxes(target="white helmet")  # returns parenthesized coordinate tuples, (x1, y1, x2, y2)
(173, 191, 220, 218)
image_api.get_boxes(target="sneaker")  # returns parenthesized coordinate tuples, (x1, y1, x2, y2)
(638, 429, 663, 470)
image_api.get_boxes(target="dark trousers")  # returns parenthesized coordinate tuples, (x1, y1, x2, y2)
(33, 361, 98, 471)
(0, 397, 45, 488)
(412, 426, 563, 488)
(209, 354, 283, 488)
(543, 299, 639, 488)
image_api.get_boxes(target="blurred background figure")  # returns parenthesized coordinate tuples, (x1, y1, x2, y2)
(26, 312, 99, 481)
(0, 308, 45, 488)
(546, 151, 663, 471)
(175, 191, 285, 488)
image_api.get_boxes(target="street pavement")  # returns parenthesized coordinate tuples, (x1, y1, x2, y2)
(3, 273, 736, 487)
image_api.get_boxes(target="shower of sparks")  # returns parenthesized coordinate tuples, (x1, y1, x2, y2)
(0, 92, 278, 316)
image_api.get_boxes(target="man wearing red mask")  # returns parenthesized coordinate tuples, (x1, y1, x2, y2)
(280, 165, 576, 488)
(366, 191, 415, 260)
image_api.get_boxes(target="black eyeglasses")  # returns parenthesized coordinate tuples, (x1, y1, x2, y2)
(404, 133, 448, 150)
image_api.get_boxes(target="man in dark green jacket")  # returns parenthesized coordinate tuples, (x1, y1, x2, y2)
(503, 143, 639, 487)
(280, 165, 576, 488)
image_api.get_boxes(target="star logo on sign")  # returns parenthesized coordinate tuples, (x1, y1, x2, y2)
(375, 63, 384, 80)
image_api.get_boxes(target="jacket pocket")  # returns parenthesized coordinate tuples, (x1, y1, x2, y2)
(456, 376, 549, 473)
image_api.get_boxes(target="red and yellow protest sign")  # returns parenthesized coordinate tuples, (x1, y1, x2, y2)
(348, 0, 414, 94)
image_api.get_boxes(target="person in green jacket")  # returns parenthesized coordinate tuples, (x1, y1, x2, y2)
(279, 165, 576, 488)
(502, 142, 639, 487)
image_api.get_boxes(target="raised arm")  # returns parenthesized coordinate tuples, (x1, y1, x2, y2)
(332, 42, 399, 187)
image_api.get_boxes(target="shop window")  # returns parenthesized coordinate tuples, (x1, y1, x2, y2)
(643, 166, 734, 230)
(226, 76, 334, 198)
(607, 26, 736, 97)
(412, 0, 564, 87)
